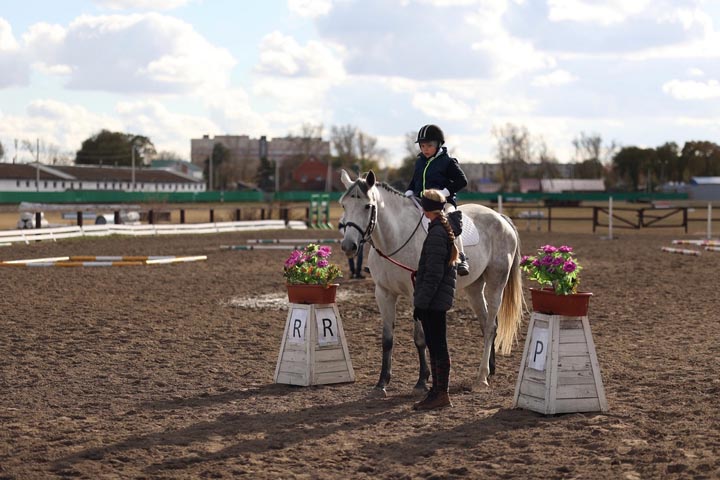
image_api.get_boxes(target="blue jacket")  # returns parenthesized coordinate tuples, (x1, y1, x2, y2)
(406, 147, 468, 206)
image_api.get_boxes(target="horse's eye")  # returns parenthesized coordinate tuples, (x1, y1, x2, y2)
(365, 204, 371, 210)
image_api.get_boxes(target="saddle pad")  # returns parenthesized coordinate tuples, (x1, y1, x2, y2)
(417, 202, 480, 247)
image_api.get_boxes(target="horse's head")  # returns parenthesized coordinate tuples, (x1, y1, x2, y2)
(338, 169, 378, 258)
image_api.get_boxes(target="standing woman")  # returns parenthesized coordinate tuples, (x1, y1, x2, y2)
(413, 189, 460, 411)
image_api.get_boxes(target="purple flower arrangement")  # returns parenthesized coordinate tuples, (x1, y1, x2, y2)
(283, 243, 343, 286)
(520, 244, 582, 295)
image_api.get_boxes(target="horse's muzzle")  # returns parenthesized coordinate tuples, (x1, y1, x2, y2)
(340, 238, 358, 257)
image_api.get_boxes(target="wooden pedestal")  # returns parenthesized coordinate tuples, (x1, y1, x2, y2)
(274, 303, 355, 386)
(513, 312, 608, 415)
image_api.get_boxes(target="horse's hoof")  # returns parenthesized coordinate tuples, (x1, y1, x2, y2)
(369, 387, 387, 398)
(413, 384, 429, 395)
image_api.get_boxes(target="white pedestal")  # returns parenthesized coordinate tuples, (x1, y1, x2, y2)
(513, 312, 608, 415)
(274, 302, 355, 386)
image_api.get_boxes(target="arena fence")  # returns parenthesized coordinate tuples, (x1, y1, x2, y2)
(0, 220, 307, 245)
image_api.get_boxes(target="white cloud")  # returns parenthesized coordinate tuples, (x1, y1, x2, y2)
(532, 69, 577, 87)
(93, 0, 194, 10)
(547, 0, 652, 25)
(0, 18, 29, 88)
(469, 2, 556, 79)
(0, 99, 124, 157)
(256, 31, 345, 79)
(203, 87, 271, 138)
(116, 99, 218, 154)
(688, 67, 704, 77)
(23, 13, 235, 94)
(0, 17, 20, 50)
(662, 79, 720, 100)
(412, 91, 473, 121)
(288, 0, 333, 18)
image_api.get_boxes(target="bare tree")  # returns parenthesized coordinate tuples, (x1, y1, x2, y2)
(330, 124, 357, 165)
(22, 139, 42, 163)
(330, 124, 385, 171)
(532, 137, 560, 179)
(492, 123, 531, 190)
(572, 132, 618, 165)
(296, 123, 326, 159)
(571, 132, 618, 179)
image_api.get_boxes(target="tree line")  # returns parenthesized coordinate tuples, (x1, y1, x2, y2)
(484, 123, 720, 192)
(2, 125, 718, 192)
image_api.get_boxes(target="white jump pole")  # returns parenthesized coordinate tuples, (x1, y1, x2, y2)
(608, 196, 613, 240)
(497, 195, 503, 215)
(708, 203, 713, 240)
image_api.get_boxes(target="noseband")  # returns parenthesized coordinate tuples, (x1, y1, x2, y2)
(338, 204, 377, 245)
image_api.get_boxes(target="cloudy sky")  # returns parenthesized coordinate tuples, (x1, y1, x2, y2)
(1, 0, 719, 167)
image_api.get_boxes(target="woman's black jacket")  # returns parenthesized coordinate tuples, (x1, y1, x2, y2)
(413, 217, 458, 312)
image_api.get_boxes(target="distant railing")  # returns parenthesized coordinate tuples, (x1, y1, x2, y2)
(0, 220, 308, 245)
(0, 189, 689, 205)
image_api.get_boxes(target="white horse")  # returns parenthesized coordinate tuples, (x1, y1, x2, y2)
(339, 170, 525, 395)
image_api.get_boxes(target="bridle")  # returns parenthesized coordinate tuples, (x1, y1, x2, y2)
(339, 181, 424, 285)
(338, 205, 377, 246)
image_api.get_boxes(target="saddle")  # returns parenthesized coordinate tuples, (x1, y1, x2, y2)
(413, 199, 480, 247)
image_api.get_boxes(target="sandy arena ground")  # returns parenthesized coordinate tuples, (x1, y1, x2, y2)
(1, 229, 719, 479)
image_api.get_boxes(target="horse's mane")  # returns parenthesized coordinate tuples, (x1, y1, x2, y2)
(341, 177, 407, 201)
(376, 182, 405, 197)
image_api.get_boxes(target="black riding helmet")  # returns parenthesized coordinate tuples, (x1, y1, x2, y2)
(415, 124, 445, 145)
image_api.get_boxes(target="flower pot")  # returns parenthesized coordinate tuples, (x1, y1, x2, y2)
(286, 283, 339, 304)
(529, 288, 592, 316)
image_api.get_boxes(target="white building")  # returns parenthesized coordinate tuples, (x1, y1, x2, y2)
(0, 163, 205, 192)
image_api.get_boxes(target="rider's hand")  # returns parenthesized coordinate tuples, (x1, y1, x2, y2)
(440, 188, 451, 198)
(404, 190, 415, 197)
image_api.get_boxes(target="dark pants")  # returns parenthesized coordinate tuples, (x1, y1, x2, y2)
(417, 308, 451, 392)
(348, 242, 364, 277)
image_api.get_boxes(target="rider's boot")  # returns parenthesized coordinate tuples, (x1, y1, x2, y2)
(456, 236, 469, 276)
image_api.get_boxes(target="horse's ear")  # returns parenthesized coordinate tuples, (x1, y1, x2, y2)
(366, 170, 376, 188)
(340, 169, 353, 188)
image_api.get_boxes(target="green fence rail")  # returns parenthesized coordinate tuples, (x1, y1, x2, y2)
(0, 190, 687, 205)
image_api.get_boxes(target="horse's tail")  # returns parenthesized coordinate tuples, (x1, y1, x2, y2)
(496, 214, 527, 356)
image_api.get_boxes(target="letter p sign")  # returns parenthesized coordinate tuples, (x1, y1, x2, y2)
(528, 327, 548, 371)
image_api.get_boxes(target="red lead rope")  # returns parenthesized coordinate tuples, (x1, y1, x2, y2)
(371, 246, 417, 287)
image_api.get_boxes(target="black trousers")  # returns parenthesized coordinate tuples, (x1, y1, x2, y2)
(417, 308, 451, 391)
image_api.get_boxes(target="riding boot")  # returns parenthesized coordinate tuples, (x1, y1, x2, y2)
(416, 357, 452, 410)
(456, 235, 469, 276)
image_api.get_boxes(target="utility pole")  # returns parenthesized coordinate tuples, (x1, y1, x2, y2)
(131, 145, 136, 190)
(36, 138, 40, 192)
(208, 154, 213, 191)
(275, 159, 280, 193)
(325, 159, 332, 192)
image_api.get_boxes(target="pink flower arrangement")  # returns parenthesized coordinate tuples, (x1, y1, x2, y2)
(520, 244, 582, 295)
(283, 243, 342, 286)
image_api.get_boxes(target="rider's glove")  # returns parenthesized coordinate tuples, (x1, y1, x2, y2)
(404, 190, 415, 197)
(440, 188, 451, 198)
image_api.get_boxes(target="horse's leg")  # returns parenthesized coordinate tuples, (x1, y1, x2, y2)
(412, 317, 430, 393)
(476, 269, 510, 386)
(463, 279, 496, 388)
(373, 286, 398, 396)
